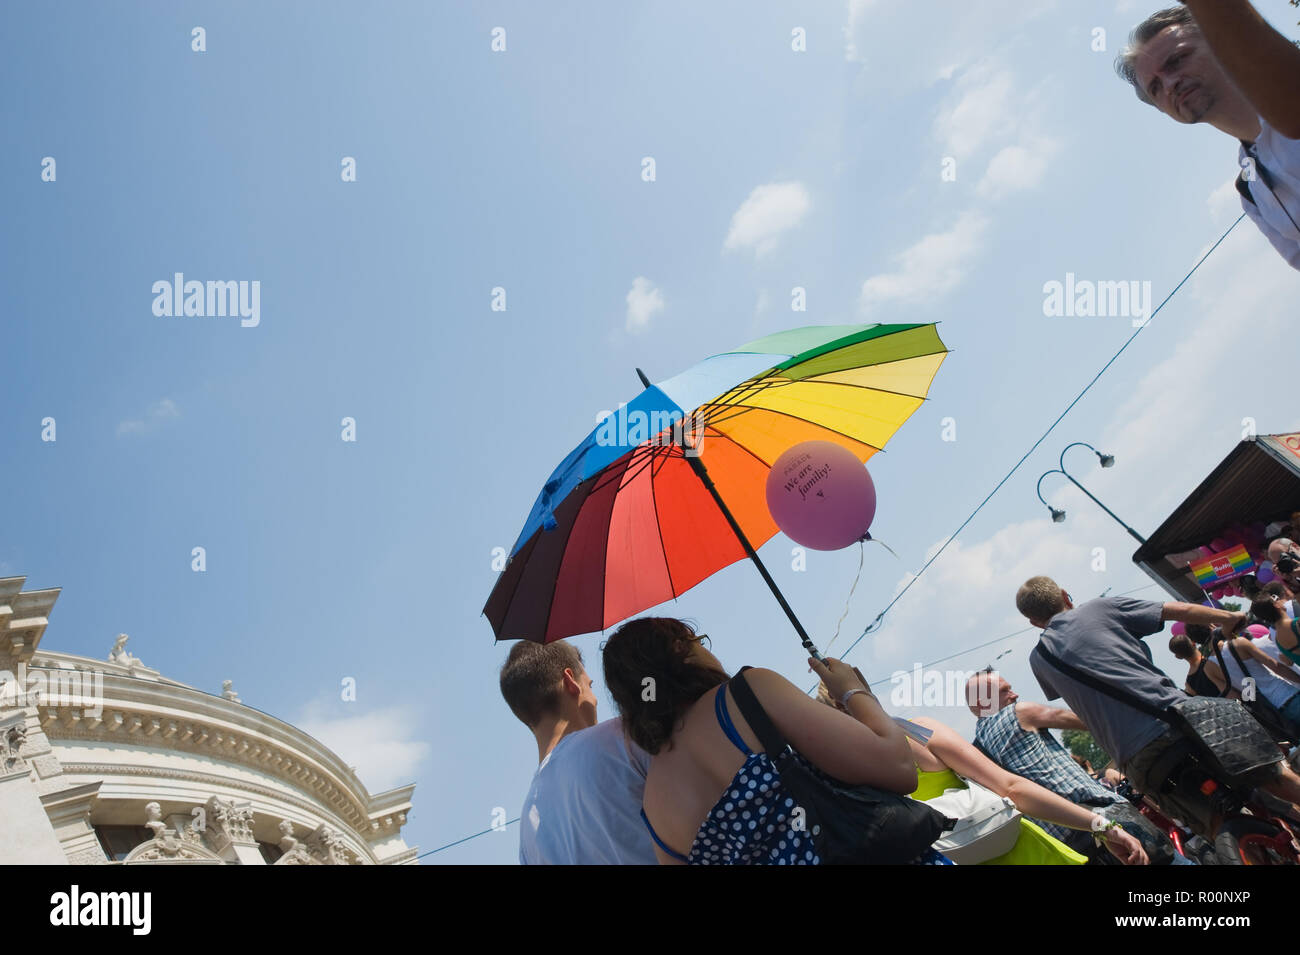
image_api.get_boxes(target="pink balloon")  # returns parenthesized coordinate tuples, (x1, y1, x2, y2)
(766, 441, 877, 551)
(1170, 621, 1186, 638)
(1246, 624, 1271, 640)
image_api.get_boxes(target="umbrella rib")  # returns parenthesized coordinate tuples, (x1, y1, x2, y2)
(494, 481, 587, 642)
(706, 404, 888, 460)
(648, 445, 679, 600)
(712, 374, 945, 410)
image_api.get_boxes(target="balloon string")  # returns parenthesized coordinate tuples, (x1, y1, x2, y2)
(824, 540, 866, 655)
(865, 535, 899, 559)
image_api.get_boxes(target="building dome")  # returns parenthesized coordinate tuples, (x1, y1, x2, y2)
(0, 576, 418, 864)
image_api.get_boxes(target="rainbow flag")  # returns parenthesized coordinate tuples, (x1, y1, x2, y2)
(1189, 544, 1256, 587)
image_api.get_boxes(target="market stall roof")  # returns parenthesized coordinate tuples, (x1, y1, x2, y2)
(1133, 434, 1300, 599)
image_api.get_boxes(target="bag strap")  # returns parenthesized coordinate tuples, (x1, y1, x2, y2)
(726, 667, 791, 759)
(1226, 637, 1251, 676)
(1035, 642, 1175, 725)
(1213, 640, 1234, 692)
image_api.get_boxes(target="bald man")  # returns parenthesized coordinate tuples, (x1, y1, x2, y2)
(967, 670, 1177, 863)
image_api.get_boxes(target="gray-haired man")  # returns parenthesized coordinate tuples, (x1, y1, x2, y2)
(1117, 3, 1300, 269)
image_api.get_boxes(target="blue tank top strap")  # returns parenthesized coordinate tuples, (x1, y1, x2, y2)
(640, 809, 689, 863)
(714, 684, 753, 756)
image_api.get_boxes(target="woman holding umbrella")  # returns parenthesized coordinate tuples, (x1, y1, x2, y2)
(602, 617, 947, 865)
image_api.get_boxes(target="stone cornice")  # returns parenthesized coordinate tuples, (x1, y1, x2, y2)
(0, 577, 59, 667)
(36, 672, 412, 843)
(60, 762, 381, 863)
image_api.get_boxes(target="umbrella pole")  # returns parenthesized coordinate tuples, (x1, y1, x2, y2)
(684, 451, 824, 660)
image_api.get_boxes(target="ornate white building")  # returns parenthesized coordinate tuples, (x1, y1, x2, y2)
(0, 576, 418, 864)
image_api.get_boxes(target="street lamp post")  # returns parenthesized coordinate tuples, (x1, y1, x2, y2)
(1035, 442, 1147, 545)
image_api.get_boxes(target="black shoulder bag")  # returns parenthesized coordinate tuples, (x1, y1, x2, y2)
(1035, 643, 1277, 788)
(727, 668, 952, 865)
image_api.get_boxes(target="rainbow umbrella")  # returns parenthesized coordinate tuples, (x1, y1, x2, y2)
(484, 323, 948, 652)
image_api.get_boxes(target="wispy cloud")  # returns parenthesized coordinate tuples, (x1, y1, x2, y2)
(859, 211, 989, 311)
(295, 702, 430, 794)
(625, 276, 665, 334)
(723, 182, 811, 258)
(117, 398, 180, 436)
(934, 61, 1018, 159)
(842, 0, 1055, 86)
(855, 222, 1300, 734)
(977, 137, 1062, 199)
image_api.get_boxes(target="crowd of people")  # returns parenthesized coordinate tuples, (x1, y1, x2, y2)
(498, 535, 1300, 865)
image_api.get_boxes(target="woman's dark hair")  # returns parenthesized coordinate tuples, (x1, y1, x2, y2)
(1253, 596, 1284, 625)
(1168, 633, 1195, 660)
(602, 617, 728, 756)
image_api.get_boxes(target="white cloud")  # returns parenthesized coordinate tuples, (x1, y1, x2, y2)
(295, 702, 430, 794)
(977, 137, 1062, 199)
(1207, 176, 1243, 229)
(934, 61, 1018, 159)
(859, 211, 989, 310)
(842, 0, 879, 63)
(723, 182, 811, 258)
(625, 276, 665, 334)
(117, 397, 180, 436)
(1098, 228, 1300, 508)
(842, 0, 1056, 88)
(848, 223, 1300, 739)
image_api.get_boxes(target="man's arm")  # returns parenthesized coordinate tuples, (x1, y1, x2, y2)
(1183, 0, 1300, 139)
(1162, 602, 1247, 635)
(1014, 700, 1088, 732)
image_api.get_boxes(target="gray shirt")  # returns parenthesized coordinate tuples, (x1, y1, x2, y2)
(1029, 596, 1176, 768)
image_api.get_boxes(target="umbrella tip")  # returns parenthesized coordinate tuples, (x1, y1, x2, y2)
(635, 367, 652, 389)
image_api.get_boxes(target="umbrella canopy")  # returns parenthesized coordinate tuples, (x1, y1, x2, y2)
(485, 323, 948, 643)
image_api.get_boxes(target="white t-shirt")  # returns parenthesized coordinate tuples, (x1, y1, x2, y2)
(1216, 640, 1299, 710)
(1238, 116, 1300, 271)
(518, 717, 656, 865)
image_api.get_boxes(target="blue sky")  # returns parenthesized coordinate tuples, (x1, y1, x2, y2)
(4, 0, 1299, 864)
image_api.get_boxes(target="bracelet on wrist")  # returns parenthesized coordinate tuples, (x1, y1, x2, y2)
(840, 688, 870, 708)
(1091, 818, 1121, 843)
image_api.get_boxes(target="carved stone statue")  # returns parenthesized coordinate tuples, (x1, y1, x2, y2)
(277, 819, 298, 853)
(145, 801, 166, 839)
(1, 720, 28, 774)
(108, 634, 140, 667)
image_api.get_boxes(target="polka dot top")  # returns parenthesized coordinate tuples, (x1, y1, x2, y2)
(640, 683, 820, 865)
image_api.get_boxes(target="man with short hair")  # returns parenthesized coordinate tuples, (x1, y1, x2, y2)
(1016, 575, 1300, 838)
(500, 639, 656, 865)
(1116, 4, 1300, 269)
(967, 671, 1177, 863)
